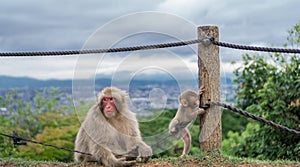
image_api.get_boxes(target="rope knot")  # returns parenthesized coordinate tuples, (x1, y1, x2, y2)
(12, 131, 27, 145)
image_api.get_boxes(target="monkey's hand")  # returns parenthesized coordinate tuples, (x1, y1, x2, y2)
(111, 156, 136, 167)
(169, 127, 178, 135)
(137, 144, 152, 162)
(169, 119, 179, 135)
(197, 108, 206, 115)
(100, 152, 136, 167)
(199, 85, 205, 95)
(120, 146, 139, 160)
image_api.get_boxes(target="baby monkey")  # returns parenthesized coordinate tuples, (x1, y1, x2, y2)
(169, 85, 205, 156)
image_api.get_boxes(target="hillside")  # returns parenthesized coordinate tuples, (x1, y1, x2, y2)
(0, 75, 234, 89)
(0, 76, 72, 89)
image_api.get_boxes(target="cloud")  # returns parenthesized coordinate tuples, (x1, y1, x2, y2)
(74, 50, 197, 80)
(0, 0, 299, 80)
(158, 0, 300, 45)
(0, 56, 77, 79)
(0, 0, 163, 51)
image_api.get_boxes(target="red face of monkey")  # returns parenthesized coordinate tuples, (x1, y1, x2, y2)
(101, 96, 117, 118)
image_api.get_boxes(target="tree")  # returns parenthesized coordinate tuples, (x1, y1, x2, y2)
(16, 113, 80, 162)
(232, 22, 300, 160)
(0, 88, 75, 158)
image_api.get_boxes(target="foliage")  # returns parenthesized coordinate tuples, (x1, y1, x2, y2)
(222, 123, 259, 156)
(230, 22, 300, 160)
(0, 88, 74, 137)
(0, 88, 77, 161)
(221, 109, 249, 140)
(16, 118, 80, 162)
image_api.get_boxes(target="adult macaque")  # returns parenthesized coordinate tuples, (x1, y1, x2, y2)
(74, 87, 152, 167)
(168, 86, 205, 156)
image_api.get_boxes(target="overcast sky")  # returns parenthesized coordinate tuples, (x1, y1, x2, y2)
(0, 0, 299, 80)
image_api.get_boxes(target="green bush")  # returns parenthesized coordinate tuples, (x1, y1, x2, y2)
(232, 22, 300, 160)
(0, 88, 77, 161)
(222, 123, 259, 156)
(17, 121, 79, 162)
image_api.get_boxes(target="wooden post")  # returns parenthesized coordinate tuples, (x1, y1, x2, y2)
(198, 26, 222, 152)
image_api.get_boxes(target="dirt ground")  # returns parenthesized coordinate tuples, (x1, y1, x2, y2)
(2, 161, 298, 167)
(1, 157, 299, 167)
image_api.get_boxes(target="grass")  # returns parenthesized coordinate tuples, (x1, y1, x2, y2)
(1, 153, 299, 167)
(152, 152, 300, 167)
(0, 157, 73, 167)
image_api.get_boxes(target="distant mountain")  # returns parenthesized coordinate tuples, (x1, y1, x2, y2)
(0, 74, 235, 89)
(0, 75, 72, 89)
(0, 75, 180, 89)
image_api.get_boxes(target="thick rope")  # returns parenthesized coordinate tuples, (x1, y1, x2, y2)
(1, 37, 300, 57)
(0, 132, 92, 156)
(210, 37, 300, 54)
(209, 101, 300, 136)
(0, 39, 202, 57)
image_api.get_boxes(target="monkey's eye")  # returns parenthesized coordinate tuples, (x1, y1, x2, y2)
(102, 96, 114, 102)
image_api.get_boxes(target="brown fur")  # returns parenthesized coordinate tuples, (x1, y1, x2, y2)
(168, 86, 205, 156)
(74, 87, 152, 167)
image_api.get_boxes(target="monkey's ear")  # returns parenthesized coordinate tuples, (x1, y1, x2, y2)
(181, 99, 188, 107)
(97, 97, 102, 109)
(97, 93, 102, 103)
(97, 92, 105, 107)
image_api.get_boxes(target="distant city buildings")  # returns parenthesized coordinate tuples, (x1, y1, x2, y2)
(0, 80, 236, 116)
(0, 107, 9, 116)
